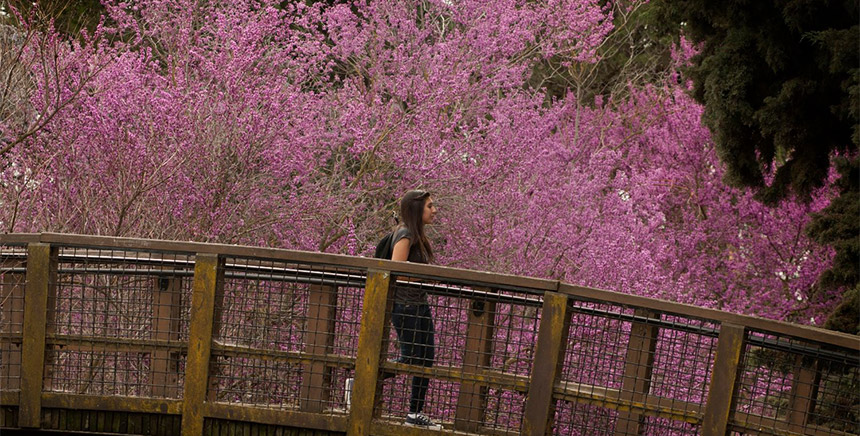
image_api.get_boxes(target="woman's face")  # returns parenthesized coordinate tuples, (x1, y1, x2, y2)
(422, 197, 437, 225)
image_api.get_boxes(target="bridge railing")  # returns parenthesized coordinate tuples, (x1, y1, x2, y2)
(0, 233, 857, 435)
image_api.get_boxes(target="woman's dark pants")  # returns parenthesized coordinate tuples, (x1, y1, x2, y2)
(391, 302, 435, 414)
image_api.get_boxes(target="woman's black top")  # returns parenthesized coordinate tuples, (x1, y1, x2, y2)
(391, 226, 429, 303)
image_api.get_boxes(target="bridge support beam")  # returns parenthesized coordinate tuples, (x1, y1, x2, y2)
(702, 323, 745, 436)
(181, 253, 224, 436)
(20, 243, 58, 428)
(455, 295, 496, 432)
(523, 291, 570, 436)
(346, 269, 391, 436)
(615, 308, 660, 436)
(301, 284, 338, 413)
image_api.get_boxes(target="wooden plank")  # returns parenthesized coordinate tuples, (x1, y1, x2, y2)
(559, 283, 859, 351)
(41, 392, 183, 414)
(181, 253, 224, 436)
(4, 232, 857, 351)
(346, 269, 391, 436)
(19, 243, 57, 428)
(615, 308, 660, 436)
(702, 323, 745, 436)
(152, 276, 183, 398)
(33, 232, 558, 292)
(522, 292, 570, 436)
(0, 234, 39, 245)
(786, 356, 820, 432)
(300, 284, 338, 413)
(454, 297, 496, 432)
(0, 390, 18, 405)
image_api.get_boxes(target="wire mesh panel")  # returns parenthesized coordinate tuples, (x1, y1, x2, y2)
(732, 330, 860, 435)
(0, 245, 26, 392)
(552, 303, 719, 435)
(647, 315, 718, 418)
(376, 278, 541, 433)
(44, 246, 192, 398)
(210, 256, 365, 414)
(553, 301, 634, 435)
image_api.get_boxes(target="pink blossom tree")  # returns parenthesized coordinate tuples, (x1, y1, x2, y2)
(0, 0, 838, 324)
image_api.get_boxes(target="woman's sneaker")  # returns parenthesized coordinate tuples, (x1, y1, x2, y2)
(406, 413, 441, 430)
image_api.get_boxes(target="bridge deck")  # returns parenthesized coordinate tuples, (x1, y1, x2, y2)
(1, 233, 857, 435)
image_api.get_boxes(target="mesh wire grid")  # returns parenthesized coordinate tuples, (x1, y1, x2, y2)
(553, 303, 718, 435)
(732, 329, 860, 435)
(44, 246, 192, 399)
(0, 245, 27, 392)
(377, 277, 541, 433)
(209, 255, 365, 414)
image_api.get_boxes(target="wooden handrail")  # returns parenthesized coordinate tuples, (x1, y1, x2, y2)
(0, 234, 857, 436)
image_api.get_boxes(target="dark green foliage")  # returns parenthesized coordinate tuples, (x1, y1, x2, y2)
(823, 284, 860, 335)
(807, 157, 859, 334)
(659, 0, 860, 334)
(658, 0, 858, 203)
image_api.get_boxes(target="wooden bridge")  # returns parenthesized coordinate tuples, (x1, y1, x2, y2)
(0, 233, 858, 435)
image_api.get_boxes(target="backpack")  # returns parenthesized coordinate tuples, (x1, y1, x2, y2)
(373, 232, 394, 259)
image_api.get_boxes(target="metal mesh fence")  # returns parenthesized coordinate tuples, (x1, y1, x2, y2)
(376, 278, 541, 433)
(43, 246, 192, 399)
(0, 245, 26, 392)
(1, 239, 858, 436)
(553, 303, 719, 435)
(210, 256, 365, 414)
(732, 330, 860, 435)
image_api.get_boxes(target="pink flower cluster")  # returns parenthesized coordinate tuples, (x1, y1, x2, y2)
(1, 0, 838, 324)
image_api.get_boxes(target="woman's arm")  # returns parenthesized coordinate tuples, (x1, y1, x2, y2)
(391, 238, 410, 261)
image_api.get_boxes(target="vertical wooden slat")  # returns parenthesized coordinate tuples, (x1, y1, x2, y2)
(702, 323, 745, 436)
(346, 269, 391, 436)
(300, 284, 338, 413)
(787, 356, 820, 432)
(181, 253, 224, 436)
(152, 277, 182, 398)
(615, 308, 660, 436)
(522, 292, 570, 436)
(454, 297, 496, 432)
(20, 243, 57, 428)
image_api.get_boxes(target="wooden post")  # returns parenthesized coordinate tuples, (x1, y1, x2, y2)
(454, 297, 496, 432)
(786, 356, 820, 432)
(0, 257, 25, 391)
(181, 254, 224, 436)
(300, 284, 338, 413)
(522, 292, 570, 436)
(702, 323, 745, 436)
(151, 277, 183, 398)
(346, 269, 391, 436)
(614, 308, 660, 436)
(20, 243, 58, 428)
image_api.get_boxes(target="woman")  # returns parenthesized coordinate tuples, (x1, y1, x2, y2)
(389, 189, 439, 429)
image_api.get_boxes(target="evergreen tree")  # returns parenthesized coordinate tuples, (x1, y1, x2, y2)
(657, 0, 859, 333)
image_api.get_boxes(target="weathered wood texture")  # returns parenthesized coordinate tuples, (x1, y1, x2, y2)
(346, 269, 391, 436)
(614, 308, 660, 436)
(181, 253, 225, 436)
(455, 297, 496, 432)
(301, 284, 339, 413)
(522, 292, 570, 436)
(702, 323, 745, 436)
(1, 234, 858, 436)
(19, 243, 57, 428)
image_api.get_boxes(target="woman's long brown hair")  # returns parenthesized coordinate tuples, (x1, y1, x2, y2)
(399, 190, 434, 263)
